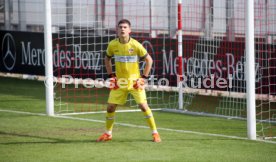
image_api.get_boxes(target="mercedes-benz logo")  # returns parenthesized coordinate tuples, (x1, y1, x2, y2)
(2, 33, 16, 71)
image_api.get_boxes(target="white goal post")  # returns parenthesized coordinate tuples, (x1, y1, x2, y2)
(245, 0, 256, 140)
(44, 0, 54, 116)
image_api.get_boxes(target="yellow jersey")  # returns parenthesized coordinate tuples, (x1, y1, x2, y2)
(106, 38, 148, 81)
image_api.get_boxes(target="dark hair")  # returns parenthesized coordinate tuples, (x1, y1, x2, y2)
(117, 19, 131, 27)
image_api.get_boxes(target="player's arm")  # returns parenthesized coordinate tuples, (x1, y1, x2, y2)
(104, 56, 113, 75)
(142, 54, 153, 77)
(105, 56, 119, 89)
(133, 54, 152, 90)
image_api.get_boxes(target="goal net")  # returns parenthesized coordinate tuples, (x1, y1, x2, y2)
(48, 0, 276, 139)
(50, 0, 178, 113)
(173, 0, 276, 139)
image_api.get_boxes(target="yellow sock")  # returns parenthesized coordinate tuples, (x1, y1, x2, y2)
(143, 108, 157, 133)
(106, 112, 115, 134)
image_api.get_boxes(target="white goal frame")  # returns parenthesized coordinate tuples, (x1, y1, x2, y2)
(44, 0, 257, 140)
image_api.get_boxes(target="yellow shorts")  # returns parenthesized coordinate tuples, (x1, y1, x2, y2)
(108, 88, 147, 105)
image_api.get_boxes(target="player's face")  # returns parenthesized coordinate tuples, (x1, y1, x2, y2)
(117, 23, 131, 38)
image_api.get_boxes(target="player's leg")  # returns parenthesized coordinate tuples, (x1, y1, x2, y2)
(96, 89, 128, 142)
(105, 103, 117, 134)
(96, 103, 117, 142)
(131, 89, 161, 142)
(139, 103, 161, 142)
(139, 103, 158, 133)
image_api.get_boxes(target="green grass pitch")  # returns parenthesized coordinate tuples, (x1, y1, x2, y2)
(0, 76, 276, 162)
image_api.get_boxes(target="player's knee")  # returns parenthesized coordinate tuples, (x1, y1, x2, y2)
(107, 104, 117, 112)
(139, 103, 149, 112)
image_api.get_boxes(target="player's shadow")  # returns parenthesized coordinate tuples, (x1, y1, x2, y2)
(0, 131, 99, 145)
(0, 130, 162, 145)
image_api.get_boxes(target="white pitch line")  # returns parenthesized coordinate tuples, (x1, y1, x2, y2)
(59, 108, 162, 116)
(1, 109, 276, 144)
(0, 109, 47, 116)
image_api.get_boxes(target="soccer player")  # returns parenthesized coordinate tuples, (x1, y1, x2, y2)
(96, 19, 161, 142)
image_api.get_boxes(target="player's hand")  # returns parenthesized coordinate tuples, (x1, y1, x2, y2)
(108, 74, 119, 90)
(133, 75, 148, 90)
